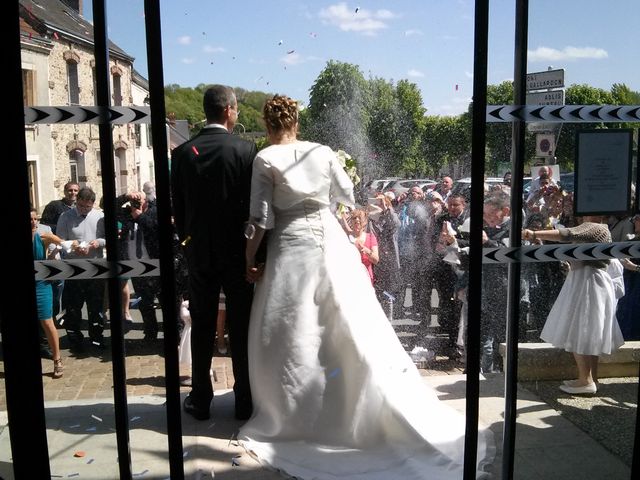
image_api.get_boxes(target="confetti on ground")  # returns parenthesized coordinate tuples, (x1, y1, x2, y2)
(183, 450, 189, 458)
(86, 427, 96, 432)
(207, 422, 216, 429)
(228, 432, 237, 447)
(91, 414, 103, 422)
(74, 451, 86, 458)
(231, 455, 242, 467)
(192, 146, 199, 155)
(86, 458, 95, 464)
(211, 468, 216, 478)
(51, 475, 63, 478)
(130, 416, 141, 422)
(133, 469, 149, 477)
(69, 424, 80, 429)
(328, 368, 341, 378)
(68, 473, 79, 477)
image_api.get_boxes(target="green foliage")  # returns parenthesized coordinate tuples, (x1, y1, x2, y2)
(163, 85, 271, 137)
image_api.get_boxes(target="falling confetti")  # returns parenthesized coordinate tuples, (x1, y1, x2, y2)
(287, 50, 295, 54)
(191, 146, 199, 155)
(455, 84, 459, 91)
(309, 32, 318, 38)
(53, 32, 59, 40)
(328, 367, 341, 378)
(355, 7, 360, 13)
(278, 40, 283, 45)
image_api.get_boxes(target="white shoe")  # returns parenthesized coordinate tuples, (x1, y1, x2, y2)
(559, 383, 597, 394)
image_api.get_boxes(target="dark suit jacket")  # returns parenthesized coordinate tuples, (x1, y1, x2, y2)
(170, 127, 257, 270)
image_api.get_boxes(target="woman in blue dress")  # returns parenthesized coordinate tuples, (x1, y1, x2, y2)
(31, 207, 65, 378)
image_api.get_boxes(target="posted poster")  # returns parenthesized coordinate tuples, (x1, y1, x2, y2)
(574, 129, 633, 216)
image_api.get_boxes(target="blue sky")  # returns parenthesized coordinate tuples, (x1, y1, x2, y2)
(87, 0, 640, 116)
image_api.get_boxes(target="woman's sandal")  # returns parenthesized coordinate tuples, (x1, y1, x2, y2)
(53, 358, 64, 379)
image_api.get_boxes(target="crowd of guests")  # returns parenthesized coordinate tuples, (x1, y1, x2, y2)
(31, 158, 638, 385)
(347, 166, 639, 377)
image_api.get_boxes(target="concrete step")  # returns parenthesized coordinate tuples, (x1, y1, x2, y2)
(499, 341, 640, 381)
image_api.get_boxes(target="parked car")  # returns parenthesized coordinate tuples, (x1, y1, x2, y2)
(450, 177, 504, 200)
(558, 172, 574, 193)
(359, 177, 400, 203)
(387, 178, 437, 197)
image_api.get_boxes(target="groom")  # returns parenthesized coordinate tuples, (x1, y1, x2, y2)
(171, 84, 257, 420)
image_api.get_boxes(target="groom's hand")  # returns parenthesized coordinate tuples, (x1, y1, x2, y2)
(246, 263, 265, 283)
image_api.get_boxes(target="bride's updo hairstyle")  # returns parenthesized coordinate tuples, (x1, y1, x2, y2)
(263, 95, 298, 133)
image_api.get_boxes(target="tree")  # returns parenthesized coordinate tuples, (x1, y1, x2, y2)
(394, 80, 427, 176)
(422, 115, 470, 177)
(302, 61, 371, 174)
(555, 84, 616, 169)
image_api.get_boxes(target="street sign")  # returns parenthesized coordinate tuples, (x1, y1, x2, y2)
(526, 89, 565, 106)
(526, 69, 565, 91)
(536, 133, 556, 157)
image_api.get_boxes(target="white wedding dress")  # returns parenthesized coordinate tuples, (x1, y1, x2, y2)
(238, 141, 494, 479)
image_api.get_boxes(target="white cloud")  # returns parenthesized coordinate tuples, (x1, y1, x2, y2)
(407, 69, 425, 78)
(282, 52, 303, 65)
(405, 29, 423, 36)
(528, 46, 608, 62)
(177, 35, 191, 45)
(319, 3, 399, 36)
(181, 57, 196, 64)
(203, 45, 226, 53)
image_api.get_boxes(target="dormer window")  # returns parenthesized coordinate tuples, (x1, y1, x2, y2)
(67, 61, 79, 105)
(64, 50, 81, 106)
(111, 65, 124, 107)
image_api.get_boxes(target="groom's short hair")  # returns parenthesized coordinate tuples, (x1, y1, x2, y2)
(203, 85, 236, 123)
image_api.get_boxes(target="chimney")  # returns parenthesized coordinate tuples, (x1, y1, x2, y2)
(60, 0, 83, 15)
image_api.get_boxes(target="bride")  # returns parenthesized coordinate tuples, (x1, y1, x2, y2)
(240, 94, 493, 479)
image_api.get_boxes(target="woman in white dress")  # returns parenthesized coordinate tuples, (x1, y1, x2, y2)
(523, 218, 625, 395)
(240, 95, 493, 479)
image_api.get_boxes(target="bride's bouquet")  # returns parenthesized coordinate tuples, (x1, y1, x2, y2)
(333, 149, 360, 219)
(334, 149, 360, 186)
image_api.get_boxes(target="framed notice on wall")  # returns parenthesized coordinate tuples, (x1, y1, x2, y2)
(574, 129, 633, 216)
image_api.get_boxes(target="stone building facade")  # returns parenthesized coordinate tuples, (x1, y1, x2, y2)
(20, 0, 149, 211)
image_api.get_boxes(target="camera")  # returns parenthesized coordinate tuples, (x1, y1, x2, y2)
(129, 199, 141, 209)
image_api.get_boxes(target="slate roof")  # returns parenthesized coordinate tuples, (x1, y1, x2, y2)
(20, 0, 134, 62)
